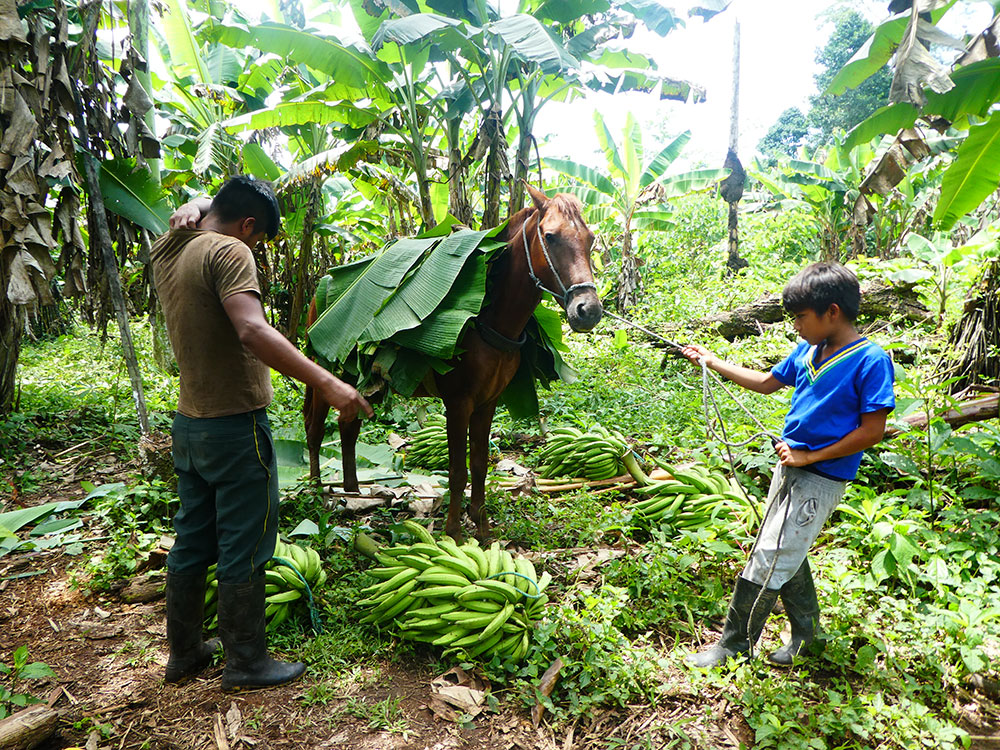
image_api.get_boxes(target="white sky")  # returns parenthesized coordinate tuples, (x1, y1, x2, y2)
(536, 0, 843, 167)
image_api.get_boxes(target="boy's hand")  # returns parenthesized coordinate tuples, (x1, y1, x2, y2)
(680, 344, 715, 368)
(776, 441, 812, 467)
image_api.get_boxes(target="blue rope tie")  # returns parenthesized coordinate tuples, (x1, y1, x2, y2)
(272, 556, 324, 634)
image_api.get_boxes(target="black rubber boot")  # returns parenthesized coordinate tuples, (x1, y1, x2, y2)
(164, 571, 221, 683)
(217, 578, 305, 692)
(768, 560, 819, 667)
(687, 577, 779, 668)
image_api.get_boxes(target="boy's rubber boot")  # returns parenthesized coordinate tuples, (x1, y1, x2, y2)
(217, 578, 305, 692)
(164, 571, 221, 683)
(687, 577, 779, 668)
(768, 560, 819, 667)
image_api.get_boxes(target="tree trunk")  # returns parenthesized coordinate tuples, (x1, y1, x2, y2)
(884, 394, 998, 438)
(0, 296, 22, 415)
(286, 180, 320, 345)
(446, 118, 473, 226)
(482, 105, 505, 230)
(615, 230, 639, 312)
(722, 20, 748, 276)
(70, 74, 150, 436)
(0, 704, 59, 749)
(694, 280, 931, 340)
(943, 259, 1000, 394)
(508, 79, 539, 218)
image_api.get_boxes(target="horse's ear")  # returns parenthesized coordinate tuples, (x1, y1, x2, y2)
(524, 181, 549, 211)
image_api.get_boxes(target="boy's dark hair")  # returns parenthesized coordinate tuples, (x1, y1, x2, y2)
(782, 262, 861, 321)
(210, 175, 281, 240)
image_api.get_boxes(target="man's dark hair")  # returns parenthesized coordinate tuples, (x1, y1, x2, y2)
(210, 175, 281, 240)
(782, 262, 861, 321)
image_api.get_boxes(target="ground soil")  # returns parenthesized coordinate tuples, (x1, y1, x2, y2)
(3, 463, 1000, 749)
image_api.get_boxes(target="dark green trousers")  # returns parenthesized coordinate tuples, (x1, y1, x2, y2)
(167, 408, 279, 584)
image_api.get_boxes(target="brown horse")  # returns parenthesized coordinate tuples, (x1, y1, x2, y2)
(304, 184, 602, 540)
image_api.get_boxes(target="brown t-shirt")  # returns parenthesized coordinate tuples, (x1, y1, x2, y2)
(151, 229, 273, 417)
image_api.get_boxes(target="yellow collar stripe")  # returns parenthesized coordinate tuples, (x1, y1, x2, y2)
(805, 339, 869, 384)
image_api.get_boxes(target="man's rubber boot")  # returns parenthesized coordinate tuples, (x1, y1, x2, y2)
(164, 571, 221, 683)
(217, 578, 305, 692)
(768, 560, 819, 667)
(687, 577, 779, 668)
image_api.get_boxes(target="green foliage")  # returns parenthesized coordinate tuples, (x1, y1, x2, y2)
(0, 646, 56, 720)
(498, 585, 667, 721)
(808, 10, 892, 142)
(757, 107, 809, 161)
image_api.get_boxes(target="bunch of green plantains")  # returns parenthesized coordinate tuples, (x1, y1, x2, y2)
(628, 461, 758, 530)
(357, 521, 549, 662)
(204, 539, 327, 631)
(404, 414, 449, 470)
(536, 424, 638, 481)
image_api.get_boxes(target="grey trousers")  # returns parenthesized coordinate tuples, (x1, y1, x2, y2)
(742, 464, 847, 590)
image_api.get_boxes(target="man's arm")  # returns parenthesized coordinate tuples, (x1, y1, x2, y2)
(170, 197, 212, 229)
(775, 409, 889, 467)
(222, 291, 373, 423)
(680, 344, 785, 395)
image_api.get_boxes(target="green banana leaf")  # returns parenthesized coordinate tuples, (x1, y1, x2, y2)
(221, 101, 378, 133)
(543, 157, 617, 197)
(640, 131, 691, 188)
(488, 15, 578, 71)
(363, 228, 503, 346)
(825, 1, 958, 96)
(161, 0, 211, 84)
(96, 158, 171, 234)
(309, 238, 436, 363)
(214, 22, 391, 99)
(242, 142, 281, 181)
(934, 110, 1000, 230)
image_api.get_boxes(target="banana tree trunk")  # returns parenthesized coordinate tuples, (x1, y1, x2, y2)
(944, 258, 1000, 394)
(447, 118, 473, 225)
(509, 79, 539, 217)
(71, 79, 150, 436)
(616, 230, 639, 312)
(482, 105, 505, 230)
(286, 180, 321, 345)
(0, 294, 22, 415)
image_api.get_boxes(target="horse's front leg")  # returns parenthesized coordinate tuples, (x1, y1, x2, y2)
(304, 386, 330, 481)
(444, 403, 473, 542)
(339, 417, 362, 493)
(468, 400, 498, 540)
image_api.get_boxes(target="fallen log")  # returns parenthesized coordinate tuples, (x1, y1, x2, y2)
(885, 394, 999, 438)
(0, 705, 59, 750)
(695, 280, 931, 341)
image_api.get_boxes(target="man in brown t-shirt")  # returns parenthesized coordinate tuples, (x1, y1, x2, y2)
(152, 176, 372, 691)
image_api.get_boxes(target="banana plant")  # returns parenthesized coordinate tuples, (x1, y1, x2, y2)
(546, 112, 726, 309)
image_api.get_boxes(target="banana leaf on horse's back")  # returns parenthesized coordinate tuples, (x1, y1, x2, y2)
(306, 222, 575, 419)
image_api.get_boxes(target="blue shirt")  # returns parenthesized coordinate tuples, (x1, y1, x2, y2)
(771, 338, 895, 480)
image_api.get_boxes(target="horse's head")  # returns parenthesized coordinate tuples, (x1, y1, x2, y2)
(523, 184, 603, 332)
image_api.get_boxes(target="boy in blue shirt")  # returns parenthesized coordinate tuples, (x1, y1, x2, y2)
(680, 262, 895, 667)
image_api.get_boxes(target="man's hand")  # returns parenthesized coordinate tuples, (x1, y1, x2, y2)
(680, 344, 715, 368)
(169, 198, 212, 229)
(319, 377, 374, 424)
(775, 441, 812, 467)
